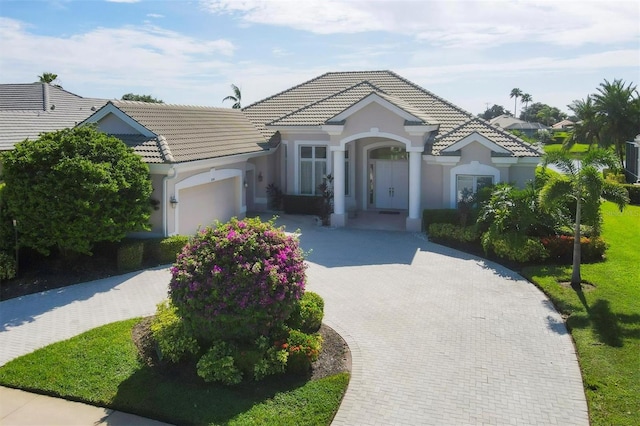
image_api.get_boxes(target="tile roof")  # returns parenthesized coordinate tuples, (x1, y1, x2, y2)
(269, 81, 437, 126)
(243, 70, 538, 158)
(0, 83, 107, 150)
(433, 117, 543, 157)
(101, 101, 269, 163)
(243, 70, 470, 138)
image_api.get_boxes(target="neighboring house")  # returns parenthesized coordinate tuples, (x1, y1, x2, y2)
(0, 83, 108, 152)
(551, 119, 575, 130)
(243, 71, 541, 231)
(489, 114, 549, 138)
(2, 71, 543, 235)
(626, 134, 640, 183)
(82, 101, 274, 236)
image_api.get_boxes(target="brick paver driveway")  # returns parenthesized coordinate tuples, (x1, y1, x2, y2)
(0, 215, 589, 425)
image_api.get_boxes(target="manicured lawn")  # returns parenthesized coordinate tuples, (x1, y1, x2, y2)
(0, 319, 349, 425)
(522, 202, 640, 426)
(543, 142, 591, 159)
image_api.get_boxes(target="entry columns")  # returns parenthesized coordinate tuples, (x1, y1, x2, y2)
(407, 150, 422, 232)
(331, 148, 346, 227)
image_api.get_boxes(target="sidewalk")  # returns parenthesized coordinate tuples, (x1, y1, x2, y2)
(0, 386, 170, 426)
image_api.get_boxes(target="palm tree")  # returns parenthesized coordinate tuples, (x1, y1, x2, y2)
(565, 96, 601, 150)
(222, 84, 242, 109)
(510, 88, 523, 117)
(37, 72, 61, 88)
(521, 93, 532, 121)
(592, 79, 639, 168)
(540, 148, 629, 287)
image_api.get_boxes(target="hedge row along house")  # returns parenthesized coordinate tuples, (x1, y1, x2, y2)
(1, 71, 543, 235)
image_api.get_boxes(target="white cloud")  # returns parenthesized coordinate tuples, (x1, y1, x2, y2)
(105, 0, 141, 3)
(200, 0, 640, 48)
(147, 13, 164, 18)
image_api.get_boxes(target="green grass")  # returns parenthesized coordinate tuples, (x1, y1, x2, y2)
(522, 202, 640, 425)
(0, 319, 349, 425)
(543, 142, 591, 159)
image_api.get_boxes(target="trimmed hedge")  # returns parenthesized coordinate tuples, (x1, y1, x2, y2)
(117, 240, 144, 272)
(158, 235, 189, 264)
(422, 209, 459, 229)
(283, 195, 323, 215)
(623, 184, 640, 205)
(427, 223, 481, 243)
(540, 235, 607, 263)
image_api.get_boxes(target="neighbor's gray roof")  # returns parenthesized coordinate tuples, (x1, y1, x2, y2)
(0, 83, 108, 150)
(433, 118, 543, 157)
(243, 70, 537, 158)
(243, 70, 470, 138)
(99, 101, 269, 163)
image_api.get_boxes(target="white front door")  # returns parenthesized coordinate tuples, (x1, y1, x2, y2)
(374, 160, 408, 209)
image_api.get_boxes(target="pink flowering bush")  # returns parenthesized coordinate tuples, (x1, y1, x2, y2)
(169, 217, 307, 344)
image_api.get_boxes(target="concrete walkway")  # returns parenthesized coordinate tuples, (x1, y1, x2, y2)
(0, 215, 589, 425)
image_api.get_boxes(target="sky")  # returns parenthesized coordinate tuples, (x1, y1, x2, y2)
(0, 0, 638, 117)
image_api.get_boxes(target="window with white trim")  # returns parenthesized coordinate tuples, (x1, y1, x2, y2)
(300, 146, 327, 195)
(456, 175, 493, 201)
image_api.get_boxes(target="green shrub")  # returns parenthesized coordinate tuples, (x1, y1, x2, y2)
(481, 231, 549, 263)
(623, 184, 640, 205)
(287, 291, 324, 333)
(117, 240, 144, 272)
(540, 235, 608, 263)
(197, 341, 243, 385)
(286, 330, 323, 374)
(169, 217, 307, 344)
(158, 235, 189, 264)
(422, 209, 458, 229)
(0, 251, 16, 281)
(150, 300, 200, 363)
(427, 223, 481, 243)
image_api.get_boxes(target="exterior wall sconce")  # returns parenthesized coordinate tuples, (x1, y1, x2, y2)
(244, 180, 248, 188)
(170, 195, 178, 208)
(258, 171, 263, 182)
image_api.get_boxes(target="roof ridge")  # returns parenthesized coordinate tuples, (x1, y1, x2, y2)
(267, 80, 386, 125)
(114, 100, 238, 111)
(242, 71, 334, 110)
(157, 135, 175, 163)
(384, 70, 475, 119)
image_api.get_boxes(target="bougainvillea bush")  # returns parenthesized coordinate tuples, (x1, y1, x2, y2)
(169, 217, 307, 344)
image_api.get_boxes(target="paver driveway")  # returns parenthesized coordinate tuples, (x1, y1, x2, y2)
(0, 215, 588, 425)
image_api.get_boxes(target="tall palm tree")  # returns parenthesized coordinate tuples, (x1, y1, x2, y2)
(592, 79, 639, 168)
(540, 148, 629, 287)
(222, 84, 242, 109)
(521, 93, 532, 121)
(510, 88, 522, 117)
(565, 96, 601, 150)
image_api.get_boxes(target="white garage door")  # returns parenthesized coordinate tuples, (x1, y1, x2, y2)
(179, 178, 237, 235)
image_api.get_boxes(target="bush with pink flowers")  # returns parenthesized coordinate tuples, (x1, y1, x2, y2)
(169, 217, 307, 344)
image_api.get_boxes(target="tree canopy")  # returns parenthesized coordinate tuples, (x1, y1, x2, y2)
(1, 126, 153, 256)
(520, 102, 567, 125)
(37, 72, 61, 88)
(478, 104, 510, 120)
(121, 93, 164, 103)
(222, 84, 242, 109)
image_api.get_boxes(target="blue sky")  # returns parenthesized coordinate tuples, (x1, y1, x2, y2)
(1, 0, 638, 116)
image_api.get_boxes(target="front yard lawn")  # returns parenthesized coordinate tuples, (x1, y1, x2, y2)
(522, 202, 640, 426)
(0, 318, 349, 425)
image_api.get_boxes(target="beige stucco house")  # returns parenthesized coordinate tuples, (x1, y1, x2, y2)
(243, 71, 541, 231)
(72, 70, 542, 234)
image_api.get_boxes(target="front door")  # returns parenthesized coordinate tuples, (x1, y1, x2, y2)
(374, 160, 408, 209)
